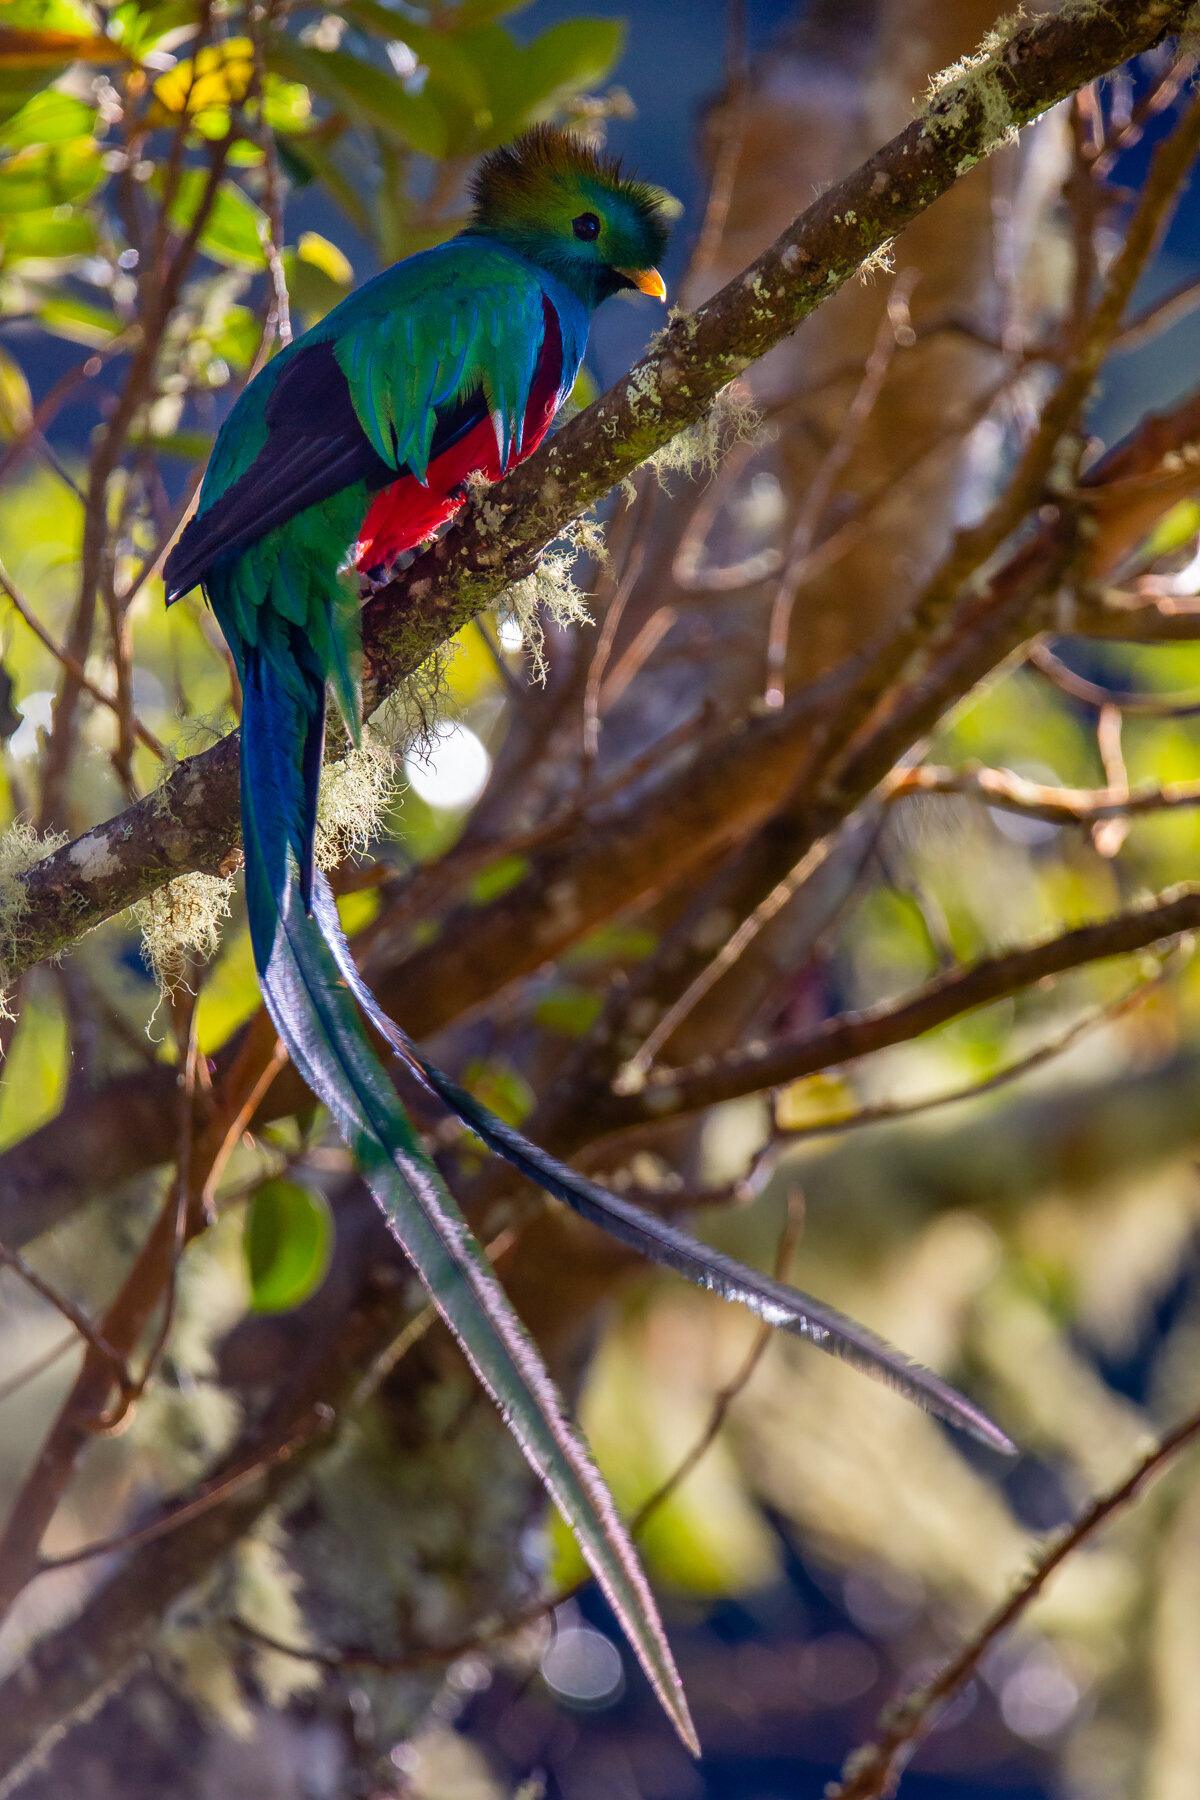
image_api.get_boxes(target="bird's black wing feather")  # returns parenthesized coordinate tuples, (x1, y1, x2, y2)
(163, 342, 488, 603)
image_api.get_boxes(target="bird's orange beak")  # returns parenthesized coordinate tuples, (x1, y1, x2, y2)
(619, 266, 667, 300)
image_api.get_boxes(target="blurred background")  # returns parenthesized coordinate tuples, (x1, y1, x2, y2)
(4, 1, 1200, 1796)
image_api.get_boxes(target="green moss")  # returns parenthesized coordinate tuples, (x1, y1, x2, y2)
(919, 11, 1024, 154)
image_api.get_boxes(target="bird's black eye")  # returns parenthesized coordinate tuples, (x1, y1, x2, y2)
(572, 212, 600, 242)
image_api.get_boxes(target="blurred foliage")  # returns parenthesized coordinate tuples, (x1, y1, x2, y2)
(244, 1177, 334, 1312)
(6, 4, 1200, 1798)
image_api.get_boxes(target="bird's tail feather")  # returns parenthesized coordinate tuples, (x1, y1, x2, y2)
(316, 881, 1014, 1457)
(236, 638, 699, 1754)
(227, 608, 1013, 1748)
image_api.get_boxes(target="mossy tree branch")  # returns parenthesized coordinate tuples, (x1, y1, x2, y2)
(10, 363, 1200, 1245)
(5, 0, 1193, 986)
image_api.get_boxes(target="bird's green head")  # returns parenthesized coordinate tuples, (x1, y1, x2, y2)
(465, 126, 670, 311)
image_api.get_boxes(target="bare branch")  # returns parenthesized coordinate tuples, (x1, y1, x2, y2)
(771, 948, 1181, 1144)
(889, 761, 1200, 824)
(1, 0, 1190, 979)
(1029, 639, 1200, 715)
(830, 1404, 1200, 1799)
(603, 884, 1200, 1136)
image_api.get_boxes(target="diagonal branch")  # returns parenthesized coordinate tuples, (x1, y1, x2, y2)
(830, 1403, 1200, 1799)
(600, 883, 1200, 1136)
(1, 0, 1191, 985)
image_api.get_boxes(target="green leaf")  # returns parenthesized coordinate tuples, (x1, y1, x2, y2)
(532, 984, 602, 1038)
(263, 75, 312, 135)
(107, 1, 196, 60)
(205, 301, 261, 370)
(296, 227, 352, 285)
(0, 0, 98, 34)
(0, 345, 31, 434)
(245, 1178, 335, 1313)
(165, 168, 268, 268)
(195, 921, 260, 1055)
(0, 73, 54, 131)
(284, 230, 354, 325)
(469, 851, 529, 905)
(266, 41, 450, 159)
(36, 290, 119, 344)
(1143, 498, 1200, 560)
(522, 17, 625, 103)
(1, 203, 96, 259)
(0, 86, 94, 149)
(486, 17, 625, 135)
(461, 1057, 535, 1127)
(0, 138, 101, 212)
(337, 4, 490, 118)
(134, 426, 219, 460)
(0, 976, 67, 1153)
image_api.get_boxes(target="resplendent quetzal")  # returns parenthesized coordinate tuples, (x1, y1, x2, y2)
(163, 128, 1011, 1745)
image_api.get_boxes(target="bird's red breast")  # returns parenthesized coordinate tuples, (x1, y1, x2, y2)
(355, 299, 565, 573)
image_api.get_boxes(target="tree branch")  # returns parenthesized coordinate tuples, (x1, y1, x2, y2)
(2, 0, 1190, 984)
(601, 884, 1200, 1135)
(830, 1403, 1200, 1799)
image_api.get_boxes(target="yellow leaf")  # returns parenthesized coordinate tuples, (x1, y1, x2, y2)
(297, 229, 351, 287)
(774, 1071, 856, 1131)
(153, 36, 255, 116)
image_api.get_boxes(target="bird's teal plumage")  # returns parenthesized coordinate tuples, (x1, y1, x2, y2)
(192, 238, 588, 738)
(162, 127, 1012, 1753)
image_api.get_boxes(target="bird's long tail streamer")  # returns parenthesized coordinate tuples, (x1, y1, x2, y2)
(234, 630, 699, 1752)
(227, 599, 1013, 1749)
(318, 885, 1013, 1457)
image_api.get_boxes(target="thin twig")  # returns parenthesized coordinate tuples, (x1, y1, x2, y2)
(829, 1402, 1200, 1799)
(630, 1190, 804, 1534)
(96, 1010, 203, 1433)
(0, 1335, 78, 1408)
(35, 1418, 323, 1576)
(890, 760, 1200, 821)
(1115, 268, 1200, 351)
(596, 606, 677, 713)
(1093, 49, 1196, 177)
(581, 481, 653, 763)
(616, 829, 840, 1091)
(248, 0, 292, 357)
(889, 761, 1200, 825)
(0, 558, 165, 758)
(0, 1242, 132, 1397)
(814, 74, 1200, 804)
(606, 883, 1200, 1134)
(1029, 639, 1200, 716)
(681, 0, 748, 299)
(764, 271, 918, 708)
(1092, 702, 1130, 856)
(773, 946, 1182, 1145)
(0, 341, 127, 492)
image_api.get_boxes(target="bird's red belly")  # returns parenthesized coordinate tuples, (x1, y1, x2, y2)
(354, 357, 562, 573)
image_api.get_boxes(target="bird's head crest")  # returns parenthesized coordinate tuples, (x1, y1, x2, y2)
(466, 126, 670, 308)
